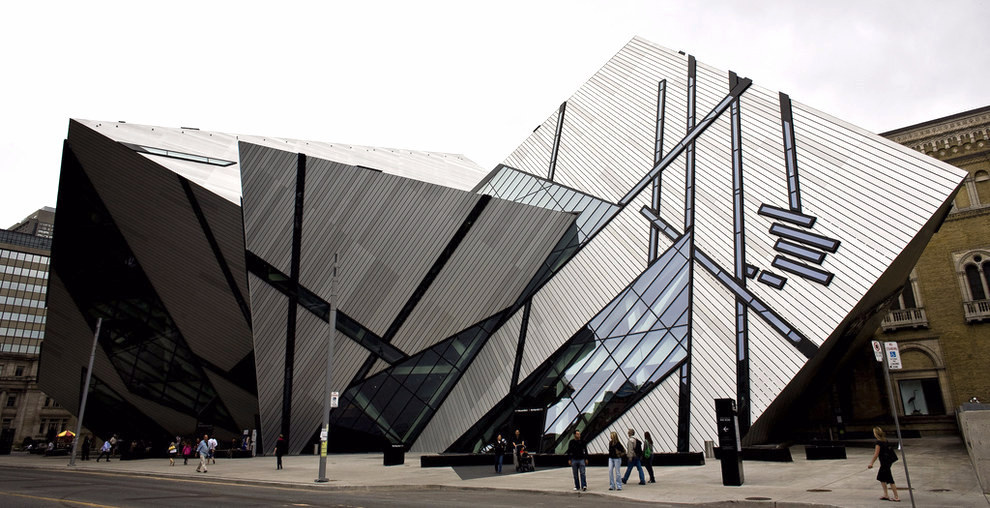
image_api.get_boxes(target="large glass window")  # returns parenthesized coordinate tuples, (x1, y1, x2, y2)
(898, 378, 945, 415)
(454, 233, 693, 454)
(329, 312, 508, 451)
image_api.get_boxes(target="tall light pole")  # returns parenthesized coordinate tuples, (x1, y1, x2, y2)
(69, 318, 102, 467)
(316, 254, 337, 483)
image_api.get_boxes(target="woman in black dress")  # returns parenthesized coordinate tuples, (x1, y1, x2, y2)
(867, 426, 900, 502)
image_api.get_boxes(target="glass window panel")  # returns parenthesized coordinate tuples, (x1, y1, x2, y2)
(649, 346, 688, 384)
(586, 368, 628, 413)
(393, 398, 428, 442)
(367, 376, 402, 419)
(427, 371, 459, 408)
(608, 332, 647, 366)
(655, 280, 691, 329)
(642, 260, 689, 310)
(603, 297, 650, 338)
(588, 287, 630, 332)
(379, 385, 416, 428)
(593, 292, 638, 337)
(624, 329, 674, 381)
(543, 400, 580, 436)
(570, 357, 620, 410)
(532, 185, 556, 210)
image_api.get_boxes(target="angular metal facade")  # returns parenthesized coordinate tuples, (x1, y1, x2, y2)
(40, 37, 965, 455)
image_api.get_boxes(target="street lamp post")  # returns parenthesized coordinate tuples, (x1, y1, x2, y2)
(316, 254, 337, 483)
(68, 318, 102, 467)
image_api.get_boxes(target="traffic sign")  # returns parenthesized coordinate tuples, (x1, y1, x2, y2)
(885, 342, 902, 370)
(872, 341, 884, 362)
(331, 392, 339, 408)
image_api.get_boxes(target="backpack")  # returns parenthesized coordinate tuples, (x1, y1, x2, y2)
(881, 443, 898, 463)
(643, 439, 652, 459)
(634, 439, 643, 458)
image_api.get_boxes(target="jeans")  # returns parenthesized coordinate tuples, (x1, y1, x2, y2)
(608, 457, 623, 489)
(495, 454, 503, 473)
(623, 456, 645, 484)
(571, 459, 587, 489)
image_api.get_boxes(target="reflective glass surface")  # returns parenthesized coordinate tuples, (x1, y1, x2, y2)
(329, 312, 508, 451)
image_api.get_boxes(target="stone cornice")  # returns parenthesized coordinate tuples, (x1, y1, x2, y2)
(883, 109, 990, 161)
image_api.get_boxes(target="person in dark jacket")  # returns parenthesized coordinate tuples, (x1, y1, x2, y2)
(273, 434, 287, 470)
(643, 431, 656, 483)
(493, 434, 508, 473)
(81, 435, 91, 461)
(566, 430, 588, 491)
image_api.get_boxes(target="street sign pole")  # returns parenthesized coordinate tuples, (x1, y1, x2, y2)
(316, 254, 337, 483)
(69, 318, 102, 467)
(878, 341, 915, 507)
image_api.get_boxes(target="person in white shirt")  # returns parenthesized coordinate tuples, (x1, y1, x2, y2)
(96, 440, 111, 462)
(207, 436, 218, 464)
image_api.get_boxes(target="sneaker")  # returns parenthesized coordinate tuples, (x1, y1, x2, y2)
(639, 482, 646, 485)
(573, 488, 578, 491)
(609, 487, 615, 491)
(582, 487, 587, 491)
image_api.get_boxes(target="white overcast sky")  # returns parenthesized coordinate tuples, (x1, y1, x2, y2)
(1, 0, 987, 227)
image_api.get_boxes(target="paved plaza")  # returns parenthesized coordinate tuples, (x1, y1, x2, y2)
(1, 436, 986, 507)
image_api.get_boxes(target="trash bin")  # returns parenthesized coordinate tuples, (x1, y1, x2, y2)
(384, 443, 405, 466)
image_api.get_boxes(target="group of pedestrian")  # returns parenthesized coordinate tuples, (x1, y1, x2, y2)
(603, 428, 654, 491)
(167, 435, 218, 472)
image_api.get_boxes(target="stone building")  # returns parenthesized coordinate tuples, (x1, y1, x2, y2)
(0, 208, 77, 451)
(805, 105, 990, 438)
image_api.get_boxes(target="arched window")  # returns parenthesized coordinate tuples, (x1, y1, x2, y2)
(882, 269, 927, 330)
(957, 251, 990, 322)
(976, 170, 990, 207)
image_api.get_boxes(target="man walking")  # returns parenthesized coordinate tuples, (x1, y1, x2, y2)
(566, 430, 588, 491)
(96, 439, 111, 462)
(195, 435, 209, 473)
(622, 428, 646, 485)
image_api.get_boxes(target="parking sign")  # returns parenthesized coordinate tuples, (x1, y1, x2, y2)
(884, 342, 902, 370)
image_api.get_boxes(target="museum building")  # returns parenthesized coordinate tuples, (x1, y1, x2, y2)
(38, 37, 966, 456)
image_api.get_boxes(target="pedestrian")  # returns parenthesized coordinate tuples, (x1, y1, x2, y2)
(182, 441, 192, 465)
(566, 430, 588, 491)
(867, 426, 901, 502)
(195, 435, 209, 473)
(643, 431, 656, 483)
(608, 431, 625, 491)
(109, 434, 117, 457)
(168, 439, 178, 466)
(493, 434, 507, 474)
(208, 435, 218, 464)
(512, 429, 525, 471)
(81, 435, 91, 461)
(273, 434, 287, 470)
(96, 439, 111, 462)
(622, 428, 646, 485)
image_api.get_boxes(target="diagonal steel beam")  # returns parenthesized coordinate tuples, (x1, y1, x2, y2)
(620, 78, 752, 207)
(640, 205, 818, 359)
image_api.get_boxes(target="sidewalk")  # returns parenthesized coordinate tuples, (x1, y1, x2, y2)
(2, 436, 986, 507)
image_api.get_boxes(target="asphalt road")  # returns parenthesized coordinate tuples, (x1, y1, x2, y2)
(0, 466, 667, 508)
